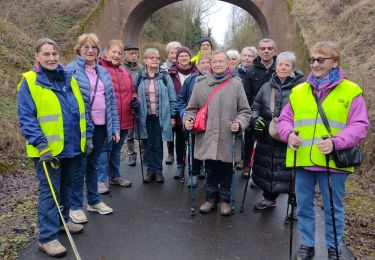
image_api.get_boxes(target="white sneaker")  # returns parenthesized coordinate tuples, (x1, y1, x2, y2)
(98, 182, 109, 194)
(87, 201, 113, 215)
(69, 209, 88, 224)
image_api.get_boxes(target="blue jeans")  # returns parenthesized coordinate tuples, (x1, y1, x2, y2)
(71, 125, 106, 209)
(34, 155, 81, 243)
(144, 115, 163, 174)
(205, 160, 233, 203)
(98, 130, 128, 182)
(295, 168, 348, 249)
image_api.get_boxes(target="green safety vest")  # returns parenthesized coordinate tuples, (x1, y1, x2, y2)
(285, 79, 362, 173)
(18, 71, 87, 157)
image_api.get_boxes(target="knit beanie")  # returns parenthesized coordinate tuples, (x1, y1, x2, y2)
(176, 47, 192, 60)
(198, 37, 212, 48)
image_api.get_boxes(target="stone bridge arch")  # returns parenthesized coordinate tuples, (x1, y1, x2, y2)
(92, 0, 299, 54)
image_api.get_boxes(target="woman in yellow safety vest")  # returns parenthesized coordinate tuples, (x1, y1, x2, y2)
(277, 41, 369, 260)
(17, 38, 92, 257)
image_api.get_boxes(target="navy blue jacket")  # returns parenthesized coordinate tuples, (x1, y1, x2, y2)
(177, 71, 202, 119)
(17, 65, 93, 158)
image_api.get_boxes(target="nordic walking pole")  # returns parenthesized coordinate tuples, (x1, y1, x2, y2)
(289, 130, 299, 260)
(133, 110, 145, 183)
(322, 135, 340, 259)
(42, 160, 82, 260)
(230, 133, 236, 213)
(187, 130, 195, 216)
(240, 139, 257, 212)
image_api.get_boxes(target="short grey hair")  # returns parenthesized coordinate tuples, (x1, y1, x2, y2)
(165, 41, 182, 55)
(226, 49, 241, 60)
(241, 46, 258, 58)
(259, 38, 276, 49)
(35, 38, 58, 53)
(276, 51, 296, 68)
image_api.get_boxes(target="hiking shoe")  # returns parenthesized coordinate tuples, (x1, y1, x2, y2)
(98, 182, 109, 194)
(110, 177, 132, 187)
(60, 221, 84, 235)
(236, 160, 244, 169)
(155, 173, 165, 183)
(242, 166, 250, 178)
(165, 153, 174, 164)
(127, 153, 137, 166)
(199, 201, 216, 214)
(254, 198, 277, 210)
(144, 172, 155, 183)
(328, 247, 342, 260)
(187, 176, 198, 188)
(69, 209, 88, 224)
(294, 245, 315, 260)
(87, 201, 113, 215)
(38, 239, 66, 257)
(174, 164, 185, 179)
(220, 202, 232, 216)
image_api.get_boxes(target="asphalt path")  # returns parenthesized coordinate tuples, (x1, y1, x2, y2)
(20, 149, 355, 260)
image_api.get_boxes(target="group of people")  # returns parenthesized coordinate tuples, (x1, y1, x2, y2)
(17, 32, 369, 260)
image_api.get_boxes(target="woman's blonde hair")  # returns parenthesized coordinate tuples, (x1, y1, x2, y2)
(74, 33, 100, 55)
(104, 39, 124, 56)
(310, 41, 341, 65)
(142, 48, 160, 65)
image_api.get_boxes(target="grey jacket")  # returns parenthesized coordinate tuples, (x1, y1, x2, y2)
(184, 73, 251, 163)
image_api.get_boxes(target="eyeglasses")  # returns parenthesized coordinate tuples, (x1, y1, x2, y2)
(148, 56, 160, 60)
(259, 47, 274, 51)
(308, 57, 334, 64)
(81, 45, 98, 51)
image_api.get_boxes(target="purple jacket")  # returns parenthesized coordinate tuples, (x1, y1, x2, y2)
(277, 69, 369, 171)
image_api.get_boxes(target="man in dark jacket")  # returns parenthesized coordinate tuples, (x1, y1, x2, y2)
(242, 39, 277, 179)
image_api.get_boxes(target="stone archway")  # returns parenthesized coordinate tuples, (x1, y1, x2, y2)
(91, 0, 301, 55)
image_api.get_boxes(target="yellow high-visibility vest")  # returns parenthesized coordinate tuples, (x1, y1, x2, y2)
(285, 79, 362, 173)
(18, 71, 87, 157)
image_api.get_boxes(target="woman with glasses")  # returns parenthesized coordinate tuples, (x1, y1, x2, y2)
(66, 33, 120, 224)
(17, 38, 90, 257)
(278, 41, 369, 260)
(134, 48, 177, 183)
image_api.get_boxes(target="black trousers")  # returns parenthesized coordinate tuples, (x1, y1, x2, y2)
(205, 160, 233, 203)
(167, 124, 186, 165)
(188, 134, 202, 176)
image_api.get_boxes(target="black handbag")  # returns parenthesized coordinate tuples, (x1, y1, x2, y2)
(312, 92, 363, 168)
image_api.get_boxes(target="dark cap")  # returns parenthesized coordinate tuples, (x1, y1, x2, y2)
(176, 46, 192, 60)
(198, 37, 212, 48)
(124, 43, 139, 51)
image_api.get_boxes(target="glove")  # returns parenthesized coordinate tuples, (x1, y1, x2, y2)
(131, 97, 141, 112)
(254, 117, 266, 132)
(37, 143, 52, 163)
(85, 138, 93, 154)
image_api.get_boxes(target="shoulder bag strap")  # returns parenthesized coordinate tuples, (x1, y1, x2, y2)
(203, 77, 231, 107)
(312, 90, 332, 135)
(270, 87, 276, 117)
(89, 72, 100, 113)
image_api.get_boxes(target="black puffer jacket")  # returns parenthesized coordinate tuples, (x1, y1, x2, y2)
(251, 70, 305, 195)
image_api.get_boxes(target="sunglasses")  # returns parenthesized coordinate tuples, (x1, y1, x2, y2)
(308, 57, 334, 64)
(260, 47, 274, 51)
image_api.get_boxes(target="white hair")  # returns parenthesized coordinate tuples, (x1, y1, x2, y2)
(276, 51, 296, 68)
(226, 49, 241, 60)
(165, 41, 182, 54)
(241, 46, 258, 58)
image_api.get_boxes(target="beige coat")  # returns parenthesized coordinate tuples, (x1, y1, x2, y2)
(184, 73, 251, 163)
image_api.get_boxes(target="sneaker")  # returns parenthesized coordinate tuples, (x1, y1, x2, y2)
(144, 172, 155, 183)
(59, 221, 84, 234)
(165, 153, 174, 165)
(294, 245, 315, 260)
(328, 247, 342, 260)
(254, 198, 277, 210)
(174, 164, 185, 179)
(220, 202, 232, 216)
(98, 182, 109, 194)
(242, 166, 250, 178)
(69, 209, 88, 224)
(155, 173, 165, 183)
(127, 153, 137, 166)
(38, 239, 66, 257)
(87, 201, 113, 215)
(110, 177, 132, 187)
(187, 176, 198, 188)
(236, 160, 244, 170)
(199, 201, 216, 214)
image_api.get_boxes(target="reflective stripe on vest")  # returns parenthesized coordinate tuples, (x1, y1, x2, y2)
(285, 80, 362, 173)
(19, 71, 87, 157)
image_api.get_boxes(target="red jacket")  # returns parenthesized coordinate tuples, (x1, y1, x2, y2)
(100, 58, 137, 130)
